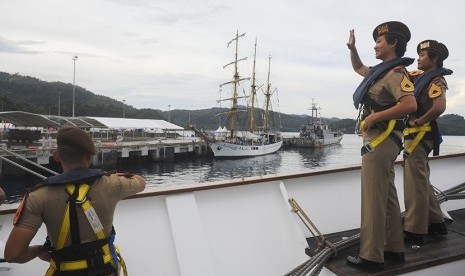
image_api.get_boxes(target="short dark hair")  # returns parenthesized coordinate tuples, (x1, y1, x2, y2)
(385, 33, 407, 57)
(426, 49, 444, 68)
(57, 144, 90, 163)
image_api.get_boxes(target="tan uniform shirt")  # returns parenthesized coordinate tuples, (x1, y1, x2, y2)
(16, 173, 143, 247)
(363, 66, 414, 141)
(411, 72, 447, 116)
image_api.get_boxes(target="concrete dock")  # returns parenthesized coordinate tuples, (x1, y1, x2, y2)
(0, 137, 209, 178)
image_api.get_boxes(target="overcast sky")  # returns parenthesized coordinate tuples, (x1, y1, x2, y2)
(1, 0, 464, 119)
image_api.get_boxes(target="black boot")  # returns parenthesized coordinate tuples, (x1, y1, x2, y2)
(404, 231, 424, 246)
(428, 222, 448, 235)
(384, 251, 405, 263)
(346, 255, 384, 270)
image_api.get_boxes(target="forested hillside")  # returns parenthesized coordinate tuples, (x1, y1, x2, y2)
(1, 71, 464, 135)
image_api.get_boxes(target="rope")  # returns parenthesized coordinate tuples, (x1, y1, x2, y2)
(285, 182, 465, 276)
(288, 198, 338, 255)
(0, 156, 47, 179)
(0, 147, 59, 176)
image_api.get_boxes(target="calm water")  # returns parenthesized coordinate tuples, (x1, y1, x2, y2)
(122, 134, 465, 188)
(3, 134, 465, 202)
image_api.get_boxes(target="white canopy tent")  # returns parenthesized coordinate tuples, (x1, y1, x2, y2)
(88, 117, 184, 131)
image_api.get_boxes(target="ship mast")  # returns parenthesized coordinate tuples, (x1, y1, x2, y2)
(310, 98, 321, 124)
(219, 30, 249, 138)
(249, 38, 258, 132)
(264, 55, 272, 133)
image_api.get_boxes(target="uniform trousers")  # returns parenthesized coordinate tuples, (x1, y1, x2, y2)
(403, 139, 444, 234)
(360, 133, 404, 263)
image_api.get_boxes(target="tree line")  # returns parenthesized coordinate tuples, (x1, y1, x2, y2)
(1, 71, 464, 135)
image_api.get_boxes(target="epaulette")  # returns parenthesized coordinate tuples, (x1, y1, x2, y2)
(105, 170, 117, 176)
(432, 76, 448, 88)
(27, 183, 46, 193)
(409, 70, 423, 76)
(117, 172, 135, 178)
(393, 65, 405, 71)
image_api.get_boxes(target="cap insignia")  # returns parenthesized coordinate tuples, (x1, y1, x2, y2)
(377, 24, 389, 36)
(420, 41, 430, 50)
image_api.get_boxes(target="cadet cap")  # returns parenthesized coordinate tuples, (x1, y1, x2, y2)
(373, 21, 411, 42)
(417, 39, 449, 60)
(57, 127, 96, 155)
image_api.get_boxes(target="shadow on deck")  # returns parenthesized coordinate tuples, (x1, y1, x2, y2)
(306, 208, 465, 275)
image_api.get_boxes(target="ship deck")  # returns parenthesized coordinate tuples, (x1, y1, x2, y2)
(307, 208, 465, 275)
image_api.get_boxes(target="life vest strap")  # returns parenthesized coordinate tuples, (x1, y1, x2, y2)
(403, 122, 431, 158)
(48, 183, 126, 275)
(46, 246, 114, 275)
(360, 119, 402, 155)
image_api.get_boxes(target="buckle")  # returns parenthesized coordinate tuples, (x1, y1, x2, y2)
(363, 143, 374, 153)
(75, 197, 87, 205)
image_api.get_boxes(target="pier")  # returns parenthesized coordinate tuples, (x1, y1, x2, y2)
(0, 111, 208, 178)
(0, 136, 208, 178)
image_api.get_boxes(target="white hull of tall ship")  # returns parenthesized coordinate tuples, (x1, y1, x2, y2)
(209, 139, 283, 157)
(293, 133, 344, 148)
(1, 153, 465, 276)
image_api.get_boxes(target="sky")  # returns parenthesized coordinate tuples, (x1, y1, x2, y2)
(1, 0, 464, 119)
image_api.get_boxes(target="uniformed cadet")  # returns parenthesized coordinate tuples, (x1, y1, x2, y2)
(5, 126, 146, 275)
(346, 21, 417, 269)
(403, 40, 452, 246)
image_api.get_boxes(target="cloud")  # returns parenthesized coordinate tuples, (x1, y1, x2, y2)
(0, 37, 42, 54)
(1, 0, 464, 119)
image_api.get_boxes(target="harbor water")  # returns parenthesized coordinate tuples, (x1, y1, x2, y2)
(134, 134, 465, 188)
(2, 134, 465, 203)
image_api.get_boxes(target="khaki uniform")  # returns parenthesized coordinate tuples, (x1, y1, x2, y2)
(360, 66, 413, 263)
(403, 76, 447, 234)
(16, 173, 143, 248)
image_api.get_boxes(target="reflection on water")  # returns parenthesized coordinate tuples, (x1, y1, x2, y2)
(119, 143, 348, 189)
(120, 153, 284, 188)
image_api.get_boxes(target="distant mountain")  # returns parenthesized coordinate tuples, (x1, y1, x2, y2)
(0, 71, 464, 135)
(0, 72, 164, 119)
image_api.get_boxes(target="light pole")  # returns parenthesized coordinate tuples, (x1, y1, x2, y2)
(123, 100, 126, 118)
(168, 104, 171, 122)
(72, 55, 78, 117)
(58, 90, 61, 116)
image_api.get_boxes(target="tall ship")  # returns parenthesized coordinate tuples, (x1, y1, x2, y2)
(191, 31, 282, 158)
(287, 100, 343, 148)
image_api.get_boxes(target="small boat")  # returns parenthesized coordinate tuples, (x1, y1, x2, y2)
(1, 153, 465, 275)
(205, 31, 282, 158)
(288, 100, 343, 148)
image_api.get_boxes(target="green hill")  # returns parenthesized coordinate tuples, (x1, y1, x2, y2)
(1, 71, 464, 135)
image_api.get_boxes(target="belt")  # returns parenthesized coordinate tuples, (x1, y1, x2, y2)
(403, 122, 431, 158)
(360, 119, 402, 155)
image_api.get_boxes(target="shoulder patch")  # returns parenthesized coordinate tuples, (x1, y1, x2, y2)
(409, 70, 423, 76)
(13, 193, 29, 226)
(401, 75, 414, 92)
(428, 83, 443, 98)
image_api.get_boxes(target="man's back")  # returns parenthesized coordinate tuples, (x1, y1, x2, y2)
(17, 172, 144, 248)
